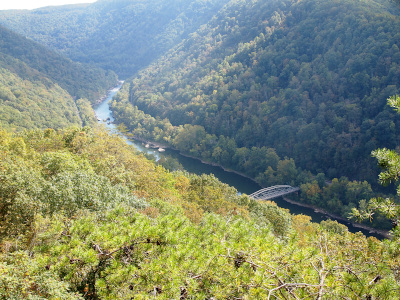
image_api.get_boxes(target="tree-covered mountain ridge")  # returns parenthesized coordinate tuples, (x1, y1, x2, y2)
(108, 0, 400, 220)
(0, 0, 231, 78)
(0, 24, 117, 131)
(0, 0, 400, 297)
(0, 25, 117, 103)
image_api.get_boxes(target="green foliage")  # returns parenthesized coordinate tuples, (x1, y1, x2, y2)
(0, 25, 117, 131)
(350, 95, 400, 260)
(372, 147, 400, 186)
(40, 152, 93, 178)
(320, 219, 348, 235)
(0, 66, 83, 131)
(0, 0, 230, 78)
(0, 127, 153, 238)
(300, 177, 375, 218)
(156, 155, 184, 172)
(0, 0, 400, 294)
(0, 127, 399, 299)
(3, 203, 399, 299)
(111, 0, 400, 185)
(0, 25, 117, 102)
(0, 251, 83, 299)
(76, 98, 97, 127)
(249, 200, 293, 237)
(105, 0, 400, 226)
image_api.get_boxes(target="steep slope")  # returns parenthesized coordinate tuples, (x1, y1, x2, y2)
(0, 25, 117, 103)
(0, 0, 230, 78)
(111, 0, 400, 185)
(0, 25, 116, 130)
(0, 61, 81, 131)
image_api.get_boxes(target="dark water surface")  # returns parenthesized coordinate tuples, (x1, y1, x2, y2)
(94, 83, 385, 239)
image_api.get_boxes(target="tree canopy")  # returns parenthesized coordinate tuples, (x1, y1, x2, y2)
(0, 126, 399, 299)
(104, 0, 400, 225)
(0, 25, 117, 103)
(0, 24, 116, 131)
(0, 0, 230, 78)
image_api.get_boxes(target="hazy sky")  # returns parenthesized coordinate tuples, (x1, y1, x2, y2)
(0, 0, 97, 10)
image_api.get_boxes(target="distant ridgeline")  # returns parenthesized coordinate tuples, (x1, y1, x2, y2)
(0, 25, 117, 130)
(1, 0, 400, 296)
(109, 0, 400, 224)
(0, 0, 399, 226)
(0, 25, 117, 103)
(0, 0, 231, 78)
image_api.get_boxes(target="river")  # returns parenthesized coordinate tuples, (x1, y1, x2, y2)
(94, 83, 386, 239)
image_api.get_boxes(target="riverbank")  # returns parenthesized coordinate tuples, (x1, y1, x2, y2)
(132, 136, 168, 150)
(130, 137, 391, 239)
(94, 80, 124, 106)
(131, 135, 260, 180)
(282, 196, 391, 239)
(128, 135, 392, 239)
(97, 88, 389, 239)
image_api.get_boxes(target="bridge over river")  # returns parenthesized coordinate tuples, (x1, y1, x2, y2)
(95, 84, 385, 239)
(249, 185, 300, 200)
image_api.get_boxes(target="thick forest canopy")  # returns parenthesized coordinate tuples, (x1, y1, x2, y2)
(0, 25, 117, 130)
(1, 0, 400, 297)
(0, 0, 230, 78)
(0, 126, 399, 299)
(110, 0, 400, 186)
(0, 63, 82, 131)
(0, 25, 117, 103)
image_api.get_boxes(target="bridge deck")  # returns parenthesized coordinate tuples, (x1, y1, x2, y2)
(249, 185, 300, 200)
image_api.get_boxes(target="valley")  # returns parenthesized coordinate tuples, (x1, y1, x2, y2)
(0, 0, 400, 298)
(96, 84, 388, 238)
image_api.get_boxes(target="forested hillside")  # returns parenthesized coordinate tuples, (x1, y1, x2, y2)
(0, 25, 117, 130)
(110, 0, 400, 193)
(1, 0, 400, 297)
(1, 126, 399, 299)
(0, 0, 230, 78)
(0, 62, 82, 131)
(0, 25, 117, 103)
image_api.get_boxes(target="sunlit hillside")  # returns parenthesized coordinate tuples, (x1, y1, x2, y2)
(0, 0, 400, 298)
